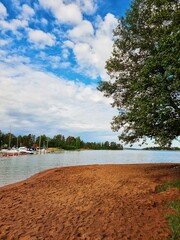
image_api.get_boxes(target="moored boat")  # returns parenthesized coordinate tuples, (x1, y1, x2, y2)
(18, 147, 35, 154)
(0, 148, 19, 157)
(0, 147, 36, 157)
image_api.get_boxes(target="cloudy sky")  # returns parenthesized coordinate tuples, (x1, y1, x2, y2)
(1, 0, 179, 148)
(0, 0, 133, 143)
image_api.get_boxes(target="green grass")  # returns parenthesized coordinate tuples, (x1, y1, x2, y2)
(167, 200, 180, 240)
(168, 200, 180, 212)
(156, 180, 180, 240)
(156, 179, 180, 193)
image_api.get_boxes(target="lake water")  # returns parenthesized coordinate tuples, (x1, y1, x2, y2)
(0, 150, 179, 187)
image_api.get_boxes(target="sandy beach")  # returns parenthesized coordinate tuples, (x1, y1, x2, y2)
(0, 163, 179, 240)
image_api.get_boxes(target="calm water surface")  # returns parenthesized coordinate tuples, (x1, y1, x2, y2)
(0, 150, 179, 187)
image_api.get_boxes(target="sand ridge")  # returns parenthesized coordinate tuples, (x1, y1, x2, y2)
(0, 163, 180, 240)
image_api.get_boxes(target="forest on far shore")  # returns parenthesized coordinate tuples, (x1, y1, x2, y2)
(0, 130, 123, 151)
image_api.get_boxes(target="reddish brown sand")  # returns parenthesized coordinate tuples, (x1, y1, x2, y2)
(0, 163, 180, 240)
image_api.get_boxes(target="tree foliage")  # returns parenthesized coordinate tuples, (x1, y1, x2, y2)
(98, 0, 180, 147)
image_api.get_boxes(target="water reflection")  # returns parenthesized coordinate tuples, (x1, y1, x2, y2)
(0, 150, 179, 187)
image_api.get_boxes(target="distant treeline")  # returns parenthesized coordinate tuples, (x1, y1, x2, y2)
(143, 147, 180, 151)
(0, 130, 123, 150)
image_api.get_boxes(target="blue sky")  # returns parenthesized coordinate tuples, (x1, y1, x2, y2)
(0, 0, 179, 148)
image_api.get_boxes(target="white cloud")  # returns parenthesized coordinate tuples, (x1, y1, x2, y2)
(60, 62, 71, 68)
(66, 13, 117, 79)
(58, 0, 97, 15)
(0, 19, 28, 33)
(0, 62, 116, 137)
(10, 0, 21, 11)
(76, 0, 97, 15)
(38, 51, 71, 69)
(0, 39, 11, 46)
(73, 42, 96, 75)
(0, 49, 8, 59)
(49, 56, 61, 69)
(41, 18, 48, 25)
(21, 4, 35, 19)
(4, 55, 30, 64)
(38, 51, 70, 69)
(0, 4, 33, 38)
(62, 48, 69, 59)
(28, 29, 56, 48)
(38, 0, 82, 25)
(64, 40, 74, 49)
(68, 20, 94, 42)
(97, 13, 118, 37)
(0, 2, 7, 19)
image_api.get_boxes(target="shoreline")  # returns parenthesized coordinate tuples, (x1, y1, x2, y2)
(0, 163, 179, 239)
(1, 162, 179, 190)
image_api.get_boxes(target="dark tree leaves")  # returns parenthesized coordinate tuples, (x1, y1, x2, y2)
(98, 0, 180, 147)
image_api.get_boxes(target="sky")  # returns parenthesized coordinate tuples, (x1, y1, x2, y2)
(0, 0, 179, 148)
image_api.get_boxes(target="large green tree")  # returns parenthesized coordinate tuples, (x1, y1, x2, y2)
(98, 0, 180, 147)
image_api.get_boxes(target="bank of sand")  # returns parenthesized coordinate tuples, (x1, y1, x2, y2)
(0, 163, 179, 240)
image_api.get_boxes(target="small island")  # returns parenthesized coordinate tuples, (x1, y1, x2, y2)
(143, 147, 180, 151)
